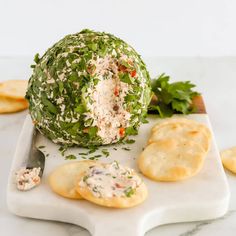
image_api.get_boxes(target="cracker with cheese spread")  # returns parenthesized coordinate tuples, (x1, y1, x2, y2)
(76, 161, 148, 208)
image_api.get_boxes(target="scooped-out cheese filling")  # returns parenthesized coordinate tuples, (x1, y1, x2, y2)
(84, 56, 131, 144)
(15, 167, 41, 191)
(79, 161, 142, 198)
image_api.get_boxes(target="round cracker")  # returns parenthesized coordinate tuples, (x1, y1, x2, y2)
(138, 139, 206, 182)
(0, 96, 28, 114)
(149, 122, 210, 152)
(221, 147, 236, 174)
(48, 160, 96, 199)
(76, 163, 148, 208)
(77, 180, 147, 208)
(152, 118, 211, 140)
(0, 80, 28, 99)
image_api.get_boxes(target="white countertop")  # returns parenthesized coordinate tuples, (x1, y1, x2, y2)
(1, 57, 236, 236)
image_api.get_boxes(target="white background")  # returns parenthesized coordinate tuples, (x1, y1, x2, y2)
(0, 0, 236, 57)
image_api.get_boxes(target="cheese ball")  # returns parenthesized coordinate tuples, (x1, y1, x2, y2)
(26, 29, 151, 146)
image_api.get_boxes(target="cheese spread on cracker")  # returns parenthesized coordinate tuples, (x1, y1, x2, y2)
(79, 161, 142, 198)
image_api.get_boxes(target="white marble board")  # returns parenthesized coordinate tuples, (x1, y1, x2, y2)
(7, 114, 230, 236)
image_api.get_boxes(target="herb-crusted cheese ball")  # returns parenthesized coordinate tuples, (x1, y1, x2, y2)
(26, 29, 151, 147)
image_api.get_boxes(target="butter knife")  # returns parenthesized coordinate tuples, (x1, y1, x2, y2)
(26, 127, 45, 178)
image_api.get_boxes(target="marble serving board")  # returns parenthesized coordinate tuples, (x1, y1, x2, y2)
(7, 114, 230, 236)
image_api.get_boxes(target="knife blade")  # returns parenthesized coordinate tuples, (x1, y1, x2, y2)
(26, 127, 45, 178)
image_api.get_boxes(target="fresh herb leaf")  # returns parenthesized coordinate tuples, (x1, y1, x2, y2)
(124, 187, 135, 197)
(79, 152, 88, 155)
(58, 81, 64, 93)
(34, 53, 40, 64)
(125, 126, 138, 135)
(119, 72, 134, 84)
(65, 154, 77, 160)
(88, 43, 98, 51)
(59, 145, 68, 156)
(101, 149, 109, 157)
(68, 72, 78, 81)
(88, 127, 98, 138)
(88, 145, 98, 154)
(119, 60, 134, 69)
(113, 160, 120, 169)
(125, 94, 136, 102)
(140, 115, 149, 124)
(89, 154, 102, 160)
(149, 73, 200, 117)
(149, 103, 173, 118)
(125, 139, 135, 144)
(41, 94, 58, 114)
(171, 99, 189, 114)
(122, 147, 131, 151)
(74, 104, 86, 114)
(94, 154, 102, 158)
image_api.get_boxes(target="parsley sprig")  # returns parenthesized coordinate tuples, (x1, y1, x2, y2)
(148, 74, 199, 118)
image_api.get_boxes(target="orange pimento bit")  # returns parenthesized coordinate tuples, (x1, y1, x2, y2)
(130, 70, 136, 77)
(114, 86, 119, 96)
(119, 127, 125, 137)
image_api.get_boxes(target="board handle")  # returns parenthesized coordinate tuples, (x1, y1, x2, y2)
(92, 222, 144, 236)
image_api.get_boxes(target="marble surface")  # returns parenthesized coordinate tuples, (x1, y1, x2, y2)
(1, 57, 236, 236)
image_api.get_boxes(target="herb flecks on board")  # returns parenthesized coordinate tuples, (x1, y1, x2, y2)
(65, 154, 77, 160)
(101, 149, 110, 157)
(58, 145, 69, 156)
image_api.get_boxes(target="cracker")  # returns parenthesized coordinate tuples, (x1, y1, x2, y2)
(0, 80, 28, 99)
(138, 139, 206, 181)
(149, 122, 210, 152)
(48, 160, 96, 199)
(221, 147, 236, 174)
(152, 117, 211, 140)
(76, 162, 148, 208)
(0, 96, 28, 114)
